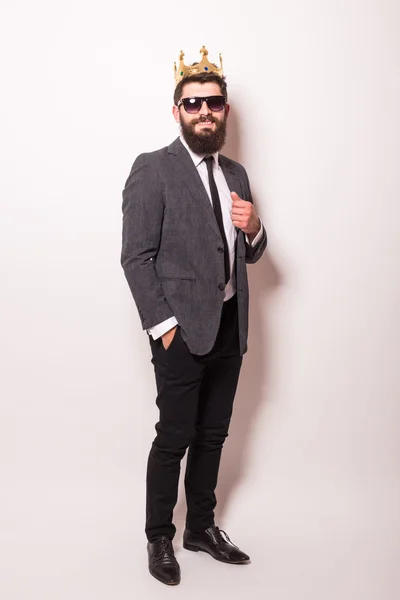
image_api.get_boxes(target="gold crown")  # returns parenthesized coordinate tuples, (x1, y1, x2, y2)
(174, 45, 224, 84)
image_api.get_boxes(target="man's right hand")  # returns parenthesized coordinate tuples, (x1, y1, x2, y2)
(161, 326, 178, 350)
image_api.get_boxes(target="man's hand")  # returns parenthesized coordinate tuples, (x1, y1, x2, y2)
(161, 325, 178, 350)
(230, 192, 260, 241)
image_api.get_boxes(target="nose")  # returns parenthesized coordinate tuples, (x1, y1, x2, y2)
(199, 99, 211, 116)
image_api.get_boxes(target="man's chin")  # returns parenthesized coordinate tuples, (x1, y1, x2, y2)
(196, 128, 214, 136)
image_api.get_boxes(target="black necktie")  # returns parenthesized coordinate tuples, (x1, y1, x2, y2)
(204, 156, 230, 284)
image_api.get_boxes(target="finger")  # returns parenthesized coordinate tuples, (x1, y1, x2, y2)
(231, 207, 250, 217)
(231, 197, 249, 206)
(231, 213, 245, 221)
(232, 221, 247, 230)
(232, 201, 250, 212)
(231, 216, 247, 226)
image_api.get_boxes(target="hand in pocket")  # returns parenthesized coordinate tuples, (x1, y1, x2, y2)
(161, 326, 178, 350)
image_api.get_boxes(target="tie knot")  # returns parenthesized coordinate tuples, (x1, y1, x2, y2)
(204, 155, 214, 166)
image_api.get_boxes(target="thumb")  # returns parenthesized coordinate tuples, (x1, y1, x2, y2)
(230, 191, 241, 201)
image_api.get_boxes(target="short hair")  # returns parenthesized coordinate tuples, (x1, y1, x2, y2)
(173, 72, 228, 106)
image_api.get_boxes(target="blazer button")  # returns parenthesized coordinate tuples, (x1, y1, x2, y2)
(218, 247, 224, 253)
(218, 283, 225, 291)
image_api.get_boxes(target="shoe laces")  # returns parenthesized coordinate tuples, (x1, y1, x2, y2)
(218, 528, 240, 549)
(154, 537, 175, 561)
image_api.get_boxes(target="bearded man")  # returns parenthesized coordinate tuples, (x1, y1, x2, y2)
(121, 47, 267, 586)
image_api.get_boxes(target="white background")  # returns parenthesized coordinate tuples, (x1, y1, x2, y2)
(1, 1, 399, 598)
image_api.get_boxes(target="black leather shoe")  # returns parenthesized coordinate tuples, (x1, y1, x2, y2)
(147, 536, 181, 585)
(183, 526, 250, 564)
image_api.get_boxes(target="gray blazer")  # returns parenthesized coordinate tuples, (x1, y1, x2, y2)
(121, 137, 267, 355)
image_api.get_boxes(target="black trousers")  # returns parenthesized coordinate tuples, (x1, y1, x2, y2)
(146, 293, 243, 541)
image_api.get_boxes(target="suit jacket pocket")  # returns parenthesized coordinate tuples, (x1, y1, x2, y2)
(159, 276, 196, 281)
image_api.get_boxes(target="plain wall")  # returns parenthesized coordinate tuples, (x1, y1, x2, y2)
(1, 1, 399, 598)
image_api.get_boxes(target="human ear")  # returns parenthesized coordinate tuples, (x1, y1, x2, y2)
(172, 105, 181, 123)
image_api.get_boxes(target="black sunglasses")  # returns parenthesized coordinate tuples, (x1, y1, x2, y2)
(177, 95, 227, 114)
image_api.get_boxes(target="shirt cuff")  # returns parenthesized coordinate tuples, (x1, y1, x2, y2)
(147, 317, 178, 340)
(245, 217, 264, 247)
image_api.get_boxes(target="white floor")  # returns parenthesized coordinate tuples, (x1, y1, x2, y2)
(3, 468, 399, 600)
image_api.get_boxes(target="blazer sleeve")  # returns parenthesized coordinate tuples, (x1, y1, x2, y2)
(121, 154, 175, 330)
(241, 167, 268, 264)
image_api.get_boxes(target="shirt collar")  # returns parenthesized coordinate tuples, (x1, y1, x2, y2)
(179, 135, 219, 169)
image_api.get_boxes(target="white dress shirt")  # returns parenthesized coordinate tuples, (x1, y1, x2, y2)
(148, 136, 263, 339)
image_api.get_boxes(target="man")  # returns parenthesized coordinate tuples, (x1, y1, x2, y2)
(121, 47, 267, 585)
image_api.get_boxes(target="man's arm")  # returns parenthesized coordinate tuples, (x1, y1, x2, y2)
(245, 217, 264, 247)
(147, 317, 178, 340)
(121, 154, 175, 330)
(244, 219, 267, 264)
(231, 166, 267, 264)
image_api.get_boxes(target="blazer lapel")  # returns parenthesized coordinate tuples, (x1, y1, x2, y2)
(167, 138, 221, 240)
(218, 154, 243, 236)
(218, 155, 243, 198)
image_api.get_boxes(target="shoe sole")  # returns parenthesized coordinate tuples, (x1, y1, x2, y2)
(183, 542, 250, 564)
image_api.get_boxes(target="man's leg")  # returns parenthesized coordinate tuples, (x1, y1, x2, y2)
(184, 294, 242, 532)
(184, 355, 242, 532)
(146, 328, 205, 541)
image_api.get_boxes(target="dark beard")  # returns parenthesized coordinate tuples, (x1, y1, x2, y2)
(180, 115, 227, 154)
